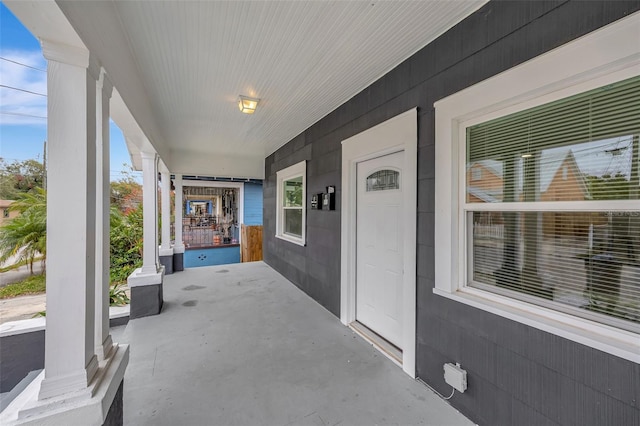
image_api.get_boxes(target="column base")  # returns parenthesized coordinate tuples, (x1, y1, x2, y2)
(159, 256, 173, 275)
(159, 247, 174, 275)
(127, 267, 164, 319)
(38, 355, 99, 400)
(173, 244, 185, 272)
(0, 344, 129, 426)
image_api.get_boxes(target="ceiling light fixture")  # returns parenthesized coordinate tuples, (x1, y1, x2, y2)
(238, 95, 260, 114)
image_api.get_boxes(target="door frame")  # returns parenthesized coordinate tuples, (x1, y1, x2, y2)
(181, 180, 245, 244)
(340, 108, 417, 377)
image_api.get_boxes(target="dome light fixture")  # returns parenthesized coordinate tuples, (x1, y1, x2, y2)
(238, 95, 260, 114)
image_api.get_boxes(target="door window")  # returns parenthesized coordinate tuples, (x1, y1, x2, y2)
(366, 169, 400, 191)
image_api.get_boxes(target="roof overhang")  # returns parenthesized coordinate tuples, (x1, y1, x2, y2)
(6, 0, 487, 179)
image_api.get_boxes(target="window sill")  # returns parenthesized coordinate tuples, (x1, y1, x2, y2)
(275, 234, 306, 247)
(433, 286, 640, 363)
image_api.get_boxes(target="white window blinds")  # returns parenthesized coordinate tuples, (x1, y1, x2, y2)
(466, 76, 640, 203)
(465, 76, 640, 331)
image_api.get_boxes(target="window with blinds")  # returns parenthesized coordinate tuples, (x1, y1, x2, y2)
(283, 176, 303, 238)
(465, 76, 640, 331)
(276, 160, 306, 246)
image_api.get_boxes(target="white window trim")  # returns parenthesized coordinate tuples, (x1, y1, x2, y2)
(434, 12, 640, 363)
(276, 160, 306, 246)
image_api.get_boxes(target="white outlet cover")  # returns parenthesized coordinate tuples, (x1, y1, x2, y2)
(443, 363, 467, 393)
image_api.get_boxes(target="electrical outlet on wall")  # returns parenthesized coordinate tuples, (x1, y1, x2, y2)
(443, 363, 467, 393)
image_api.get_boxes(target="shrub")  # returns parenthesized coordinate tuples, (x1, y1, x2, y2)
(110, 205, 143, 284)
(109, 282, 130, 306)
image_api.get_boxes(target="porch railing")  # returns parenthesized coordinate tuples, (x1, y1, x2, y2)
(474, 224, 504, 239)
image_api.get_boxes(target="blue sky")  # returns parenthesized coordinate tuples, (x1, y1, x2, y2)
(0, 2, 139, 182)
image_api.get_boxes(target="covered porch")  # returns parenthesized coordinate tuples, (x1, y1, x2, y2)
(122, 262, 471, 426)
(3, 1, 638, 424)
(2, 1, 486, 422)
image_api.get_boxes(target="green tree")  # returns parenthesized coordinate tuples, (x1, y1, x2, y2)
(0, 158, 46, 199)
(110, 166, 143, 214)
(109, 204, 143, 283)
(587, 173, 632, 200)
(0, 188, 47, 274)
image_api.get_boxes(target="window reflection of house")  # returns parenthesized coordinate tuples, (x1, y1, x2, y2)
(466, 161, 504, 229)
(538, 150, 590, 238)
(467, 150, 598, 237)
(466, 160, 503, 202)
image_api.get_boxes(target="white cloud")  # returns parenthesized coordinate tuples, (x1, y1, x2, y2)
(0, 49, 47, 126)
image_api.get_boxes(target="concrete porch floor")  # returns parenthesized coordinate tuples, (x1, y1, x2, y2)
(120, 262, 473, 426)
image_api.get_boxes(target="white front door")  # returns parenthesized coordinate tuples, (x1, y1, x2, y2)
(356, 151, 404, 348)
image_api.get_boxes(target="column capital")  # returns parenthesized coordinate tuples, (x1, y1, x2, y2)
(42, 39, 89, 68)
(88, 55, 101, 82)
(140, 151, 158, 161)
(97, 68, 114, 99)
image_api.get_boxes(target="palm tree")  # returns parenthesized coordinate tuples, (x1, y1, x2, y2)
(0, 188, 46, 274)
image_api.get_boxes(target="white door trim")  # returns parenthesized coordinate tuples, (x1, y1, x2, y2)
(341, 108, 417, 377)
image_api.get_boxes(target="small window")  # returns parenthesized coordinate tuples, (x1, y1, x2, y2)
(276, 161, 306, 245)
(366, 169, 399, 191)
(2, 209, 9, 218)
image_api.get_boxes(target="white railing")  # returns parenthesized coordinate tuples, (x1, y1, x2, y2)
(474, 223, 504, 239)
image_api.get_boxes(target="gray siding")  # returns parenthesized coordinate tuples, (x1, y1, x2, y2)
(264, 1, 640, 425)
(264, 139, 341, 315)
(0, 330, 44, 393)
(102, 380, 124, 426)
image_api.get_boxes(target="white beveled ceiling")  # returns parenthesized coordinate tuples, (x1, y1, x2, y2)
(9, 0, 486, 178)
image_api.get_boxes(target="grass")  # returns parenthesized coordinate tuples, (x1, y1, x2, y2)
(0, 274, 46, 299)
(0, 273, 130, 307)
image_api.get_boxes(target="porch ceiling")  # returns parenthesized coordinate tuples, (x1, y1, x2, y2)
(9, 1, 486, 178)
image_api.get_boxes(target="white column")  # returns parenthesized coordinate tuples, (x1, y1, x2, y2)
(39, 40, 99, 399)
(95, 68, 114, 361)
(4, 40, 128, 426)
(174, 174, 184, 251)
(140, 151, 160, 274)
(159, 171, 173, 254)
